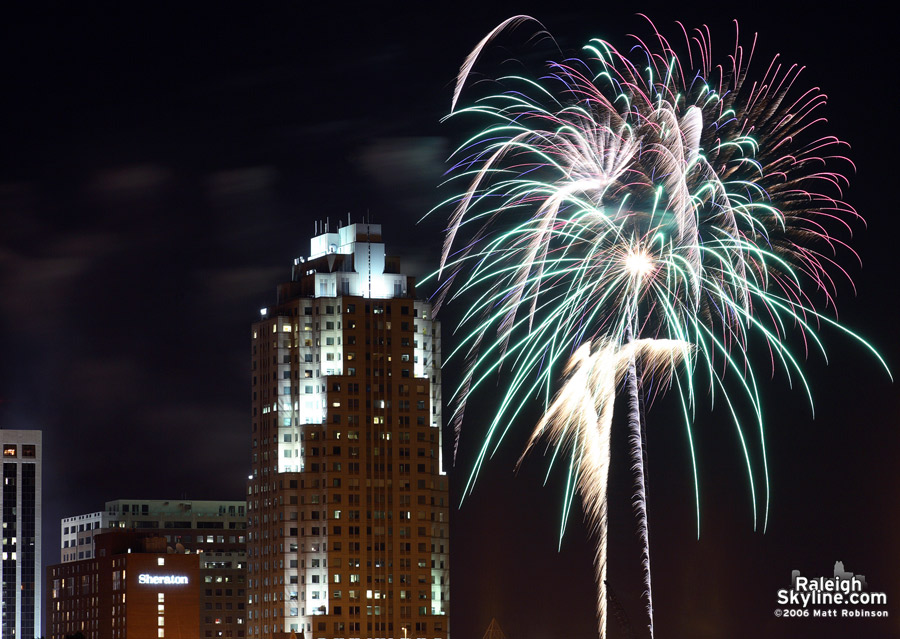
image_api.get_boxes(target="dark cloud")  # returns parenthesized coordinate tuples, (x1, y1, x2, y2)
(89, 165, 170, 198)
(206, 167, 278, 198)
(357, 137, 447, 208)
(193, 266, 284, 307)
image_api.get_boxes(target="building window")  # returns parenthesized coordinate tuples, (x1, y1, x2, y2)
(2, 445, 15, 457)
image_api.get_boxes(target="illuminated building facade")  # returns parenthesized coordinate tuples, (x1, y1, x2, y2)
(47, 531, 201, 639)
(0, 429, 41, 639)
(247, 222, 449, 639)
(60, 499, 247, 637)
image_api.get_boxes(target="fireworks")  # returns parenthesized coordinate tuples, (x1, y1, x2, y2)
(430, 15, 889, 638)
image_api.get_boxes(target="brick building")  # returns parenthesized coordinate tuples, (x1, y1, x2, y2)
(47, 531, 200, 639)
(59, 499, 247, 637)
(247, 222, 449, 639)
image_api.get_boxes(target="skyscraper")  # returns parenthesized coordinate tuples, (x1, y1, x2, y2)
(0, 429, 41, 639)
(247, 223, 449, 639)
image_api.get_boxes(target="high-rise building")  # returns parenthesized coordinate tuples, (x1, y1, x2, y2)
(247, 222, 449, 639)
(59, 499, 247, 638)
(0, 429, 41, 639)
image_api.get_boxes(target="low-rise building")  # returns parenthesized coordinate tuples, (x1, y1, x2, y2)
(60, 499, 247, 637)
(48, 531, 201, 639)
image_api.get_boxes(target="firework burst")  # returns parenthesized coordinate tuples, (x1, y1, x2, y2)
(428, 15, 889, 638)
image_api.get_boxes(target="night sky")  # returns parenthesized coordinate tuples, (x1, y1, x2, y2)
(1, 3, 897, 638)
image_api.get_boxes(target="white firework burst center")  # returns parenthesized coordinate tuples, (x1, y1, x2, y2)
(624, 250, 654, 278)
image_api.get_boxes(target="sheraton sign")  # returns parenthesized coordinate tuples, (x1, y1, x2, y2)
(138, 573, 189, 585)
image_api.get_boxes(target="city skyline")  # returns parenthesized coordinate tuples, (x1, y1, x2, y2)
(1, 3, 897, 638)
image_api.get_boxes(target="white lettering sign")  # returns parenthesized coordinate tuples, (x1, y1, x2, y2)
(138, 573, 189, 585)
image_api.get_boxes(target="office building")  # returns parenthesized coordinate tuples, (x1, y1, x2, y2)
(60, 499, 247, 637)
(0, 429, 41, 639)
(47, 531, 201, 639)
(247, 222, 449, 639)
(61, 511, 104, 563)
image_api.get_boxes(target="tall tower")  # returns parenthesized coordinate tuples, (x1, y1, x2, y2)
(247, 223, 449, 639)
(0, 429, 41, 639)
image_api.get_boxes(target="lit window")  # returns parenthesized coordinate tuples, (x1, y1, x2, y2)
(157, 557, 165, 566)
(2, 445, 15, 457)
